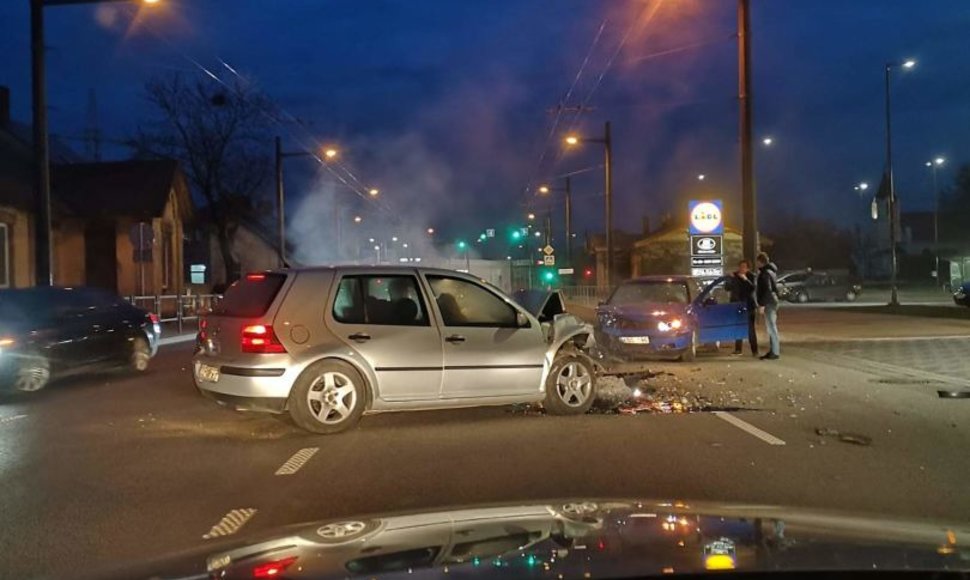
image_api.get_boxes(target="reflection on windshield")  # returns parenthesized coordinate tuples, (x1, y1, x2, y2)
(609, 282, 689, 305)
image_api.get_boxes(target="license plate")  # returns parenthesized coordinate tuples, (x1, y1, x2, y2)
(197, 363, 220, 383)
(619, 336, 650, 345)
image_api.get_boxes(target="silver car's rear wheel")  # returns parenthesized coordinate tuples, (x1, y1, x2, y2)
(544, 353, 596, 415)
(289, 360, 367, 434)
(306, 372, 358, 425)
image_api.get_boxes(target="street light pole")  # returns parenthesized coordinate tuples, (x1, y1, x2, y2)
(927, 158, 944, 287)
(604, 121, 613, 289)
(884, 63, 900, 306)
(564, 176, 572, 269)
(274, 136, 285, 267)
(738, 0, 758, 263)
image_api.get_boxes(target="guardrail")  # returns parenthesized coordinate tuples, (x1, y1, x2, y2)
(126, 294, 222, 333)
(559, 285, 608, 306)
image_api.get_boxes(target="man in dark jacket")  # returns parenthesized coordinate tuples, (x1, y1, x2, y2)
(728, 260, 758, 356)
(755, 252, 781, 360)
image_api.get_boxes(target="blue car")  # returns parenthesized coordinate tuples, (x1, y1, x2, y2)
(954, 281, 970, 307)
(595, 275, 751, 362)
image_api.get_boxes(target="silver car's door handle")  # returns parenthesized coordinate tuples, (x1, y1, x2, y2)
(348, 332, 371, 342)
(445, 334, 466, 343)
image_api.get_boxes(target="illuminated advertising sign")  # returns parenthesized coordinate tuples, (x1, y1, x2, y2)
(688, 200, 724, 235)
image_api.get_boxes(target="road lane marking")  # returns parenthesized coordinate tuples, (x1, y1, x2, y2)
(275, 447, 319, 475)
(713, 412, 786, 446)
(0, 414, 27, 426)
(202, 508, 257, 539)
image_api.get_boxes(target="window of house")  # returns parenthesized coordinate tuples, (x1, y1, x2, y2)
(189, 264, 206, 285)
(0, 223, 9, 289)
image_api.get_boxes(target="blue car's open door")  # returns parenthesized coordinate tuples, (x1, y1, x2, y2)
(693, 276, 750, 344)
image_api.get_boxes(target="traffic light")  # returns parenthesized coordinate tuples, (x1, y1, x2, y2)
(510, 230, 522, 241)
(583, 267, 593, 279)
(541, 269, 557, 284)
(457, 240, 467, 250)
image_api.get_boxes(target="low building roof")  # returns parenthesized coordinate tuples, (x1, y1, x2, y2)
(52, 160, 192, 221)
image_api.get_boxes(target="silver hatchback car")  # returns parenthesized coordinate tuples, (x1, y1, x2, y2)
(193, 266, 598, 433)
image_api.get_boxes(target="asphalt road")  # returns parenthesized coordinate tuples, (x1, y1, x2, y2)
(1, 309, 969, 579)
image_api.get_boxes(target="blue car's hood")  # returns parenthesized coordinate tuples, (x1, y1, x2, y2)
(601, 302, 690, 322)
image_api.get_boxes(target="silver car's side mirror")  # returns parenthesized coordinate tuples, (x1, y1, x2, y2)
(516, 311, 530, 328)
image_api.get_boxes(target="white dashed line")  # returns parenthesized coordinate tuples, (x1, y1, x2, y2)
(275, 447, 319, 476)
(202, 508, 257, 540)
(713, 412, 786, 446)
(0, 414, 27, 426)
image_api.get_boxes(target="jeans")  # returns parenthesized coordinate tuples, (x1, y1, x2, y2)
(735, 309, 759, 354)
(764, 303, 780, 355)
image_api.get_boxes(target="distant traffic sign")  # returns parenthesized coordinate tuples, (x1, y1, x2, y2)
(542, 245, 555, 256)
(485, 228, 495, 238)
(558, 268, 574, 275)
(543, 255, 555, 266)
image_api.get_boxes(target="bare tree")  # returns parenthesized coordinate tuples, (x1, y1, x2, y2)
(131, 73, 273, 281)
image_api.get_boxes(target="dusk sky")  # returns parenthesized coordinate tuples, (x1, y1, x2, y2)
(2, 0, 969, 254)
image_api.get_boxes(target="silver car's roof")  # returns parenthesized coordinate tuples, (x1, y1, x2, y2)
(266, 265, 483, 277)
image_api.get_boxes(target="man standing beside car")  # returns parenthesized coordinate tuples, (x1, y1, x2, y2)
(755, 252, 781, 360)
(729, 260, 758, 356)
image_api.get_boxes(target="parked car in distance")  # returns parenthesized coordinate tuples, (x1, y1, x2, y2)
(954, 281, 970, 307)
(594, 275, 750, 362)
(0, 286, 160, 393)
(193, 267, 597, 434)
(778, 270, 862, 303)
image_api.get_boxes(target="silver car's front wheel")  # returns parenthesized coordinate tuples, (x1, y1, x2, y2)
(544, 352, 596, 415)
(289, 360, 367, 434)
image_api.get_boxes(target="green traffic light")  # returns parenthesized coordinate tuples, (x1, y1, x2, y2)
(457, 241, 467, 249)
(511, 230, 522, 240)
(543, 271, 555, 282)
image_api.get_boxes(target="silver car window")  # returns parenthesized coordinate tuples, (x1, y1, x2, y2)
(333, 275, 429, 327)
(427, 275, 517, 328)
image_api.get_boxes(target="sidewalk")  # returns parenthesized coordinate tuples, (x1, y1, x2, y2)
(159, 321, 198, 346)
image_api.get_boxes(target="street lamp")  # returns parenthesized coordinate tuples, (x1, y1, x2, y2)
(564, 121, 613, 287)
(883, 57, 916, 306)
(697, 174, 706, 181)
(353, 215, 362, 224)
(426, 227, 435, 235)
(275, 138, 345, 266)
(762, 136, 773, 146)
(31, 0, 162, 285)
(537, 178, 574, 268)
(368, 188, 379, 197)
(527, 212, 536, 221)
(926, 156, 945, 286)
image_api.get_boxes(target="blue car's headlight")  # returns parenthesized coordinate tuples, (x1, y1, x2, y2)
(657, 319, 684, 332)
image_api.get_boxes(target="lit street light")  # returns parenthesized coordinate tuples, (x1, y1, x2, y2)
(538, 185, 550, 194)
(353, 215, 362, 224)
(426, 227, 435, 235)
(697, 174, 706, 181)
(762, 136, 773, 146)
(323, 148, 338, 159)
(391, 236, 399, 242)
(883, 57, 917, 305)
(926, 156, 945, 286)
(564, 135, 580, 146)
(369, 188, 379, 196)
(527, 213, 536, 221)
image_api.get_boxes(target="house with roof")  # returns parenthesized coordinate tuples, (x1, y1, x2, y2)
(1, 86, 192, 295)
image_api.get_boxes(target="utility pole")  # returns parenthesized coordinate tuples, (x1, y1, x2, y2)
(564, 176, 572, 269)
(604, 121, 613, 288)
(274, 136, 285, 267)
(884, 64, 899, 306)
(31, 0, 52, 286)
(543, 212, 552, 247)
(738, 0, 758, 263)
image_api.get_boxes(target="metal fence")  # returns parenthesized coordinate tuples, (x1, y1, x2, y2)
(558, 285, 608, 306)
(126, 294, 222, 333)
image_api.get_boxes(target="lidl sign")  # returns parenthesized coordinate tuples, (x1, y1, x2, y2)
(688, 200, 723, 235)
